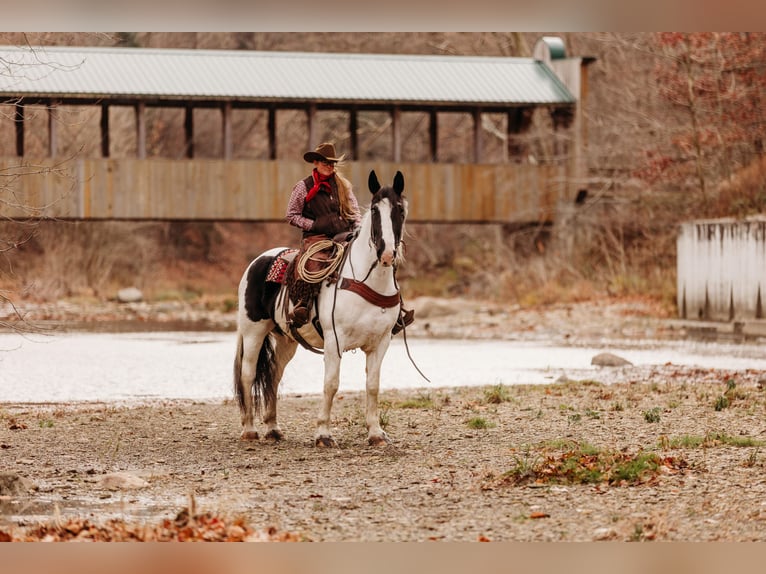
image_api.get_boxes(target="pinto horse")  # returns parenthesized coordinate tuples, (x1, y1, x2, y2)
(233, 170, 407, 447)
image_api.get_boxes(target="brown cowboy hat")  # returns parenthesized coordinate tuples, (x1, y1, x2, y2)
(303, 142, 346, 164)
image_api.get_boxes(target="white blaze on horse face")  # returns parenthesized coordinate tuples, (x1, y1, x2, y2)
(378, 198, 396, 267)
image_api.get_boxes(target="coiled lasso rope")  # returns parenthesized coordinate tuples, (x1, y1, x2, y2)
(296, 239, 346, 283)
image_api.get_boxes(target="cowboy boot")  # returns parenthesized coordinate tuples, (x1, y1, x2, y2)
(290, 303, 310, 327)
(392, 307, 415, 335)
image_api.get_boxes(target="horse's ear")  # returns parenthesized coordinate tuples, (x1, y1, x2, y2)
(393, 171, 404, 195)
(368, 170, 381, 194)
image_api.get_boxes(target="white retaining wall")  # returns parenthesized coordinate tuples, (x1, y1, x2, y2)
(677, 218, 766, 321)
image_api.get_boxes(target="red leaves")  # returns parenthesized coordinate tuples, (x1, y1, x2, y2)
(3, 512, 300, 542)
(7, 419, 27, 431)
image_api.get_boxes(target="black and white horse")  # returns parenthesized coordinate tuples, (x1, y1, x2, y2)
(233, 170, 407, 447)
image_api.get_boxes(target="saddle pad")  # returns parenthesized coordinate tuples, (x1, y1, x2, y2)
(266, 248, 299, 283)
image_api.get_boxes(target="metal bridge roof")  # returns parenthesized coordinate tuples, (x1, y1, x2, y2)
(0, 45, 576, 107)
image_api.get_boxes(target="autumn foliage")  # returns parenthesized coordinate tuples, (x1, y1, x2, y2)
(637, 32, 766, 214)
(0, 511, 301, 542)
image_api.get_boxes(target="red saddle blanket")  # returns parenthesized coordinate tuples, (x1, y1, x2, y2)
(266, 248, 299, 284)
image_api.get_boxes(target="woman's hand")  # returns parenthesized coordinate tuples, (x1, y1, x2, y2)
(312, 214, 347, 236)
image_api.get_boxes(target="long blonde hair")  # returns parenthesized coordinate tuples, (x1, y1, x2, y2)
(333, 167, 358, 221)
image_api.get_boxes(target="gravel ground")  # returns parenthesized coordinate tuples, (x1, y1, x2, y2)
(2, 297, 766, 541)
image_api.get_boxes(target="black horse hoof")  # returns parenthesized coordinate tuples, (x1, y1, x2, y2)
(264, 429, 284, 441)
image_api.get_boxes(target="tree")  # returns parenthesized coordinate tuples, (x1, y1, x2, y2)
(638, 32, 766, 209)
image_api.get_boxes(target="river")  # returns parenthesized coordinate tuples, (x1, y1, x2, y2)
(2, 330, 766, 404)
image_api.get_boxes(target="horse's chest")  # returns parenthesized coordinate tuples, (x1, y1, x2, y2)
(337, 298, 397, 338)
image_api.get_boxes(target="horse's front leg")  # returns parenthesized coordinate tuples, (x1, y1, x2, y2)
(315, 351, 342, 447)
(365, 337, 392, 446)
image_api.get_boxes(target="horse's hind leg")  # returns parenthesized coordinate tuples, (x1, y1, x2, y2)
(234, 327, 269, 440)
(262, 333, 298, 441)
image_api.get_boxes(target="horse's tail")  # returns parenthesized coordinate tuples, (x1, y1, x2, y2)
(254, 333, 278, 415)
(233, 331, 278, 417)
(233, 332, 246, 413)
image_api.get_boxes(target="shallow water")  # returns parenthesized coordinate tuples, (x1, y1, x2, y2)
(1, 331, 766, 404)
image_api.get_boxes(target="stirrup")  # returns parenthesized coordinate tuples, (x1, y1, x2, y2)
(290, 305, 310, 327)
(392, 308, 415, 335)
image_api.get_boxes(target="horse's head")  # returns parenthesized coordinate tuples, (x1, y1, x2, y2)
(368, 170, 407, 268)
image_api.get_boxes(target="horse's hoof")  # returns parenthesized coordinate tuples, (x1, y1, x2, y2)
(368, 434, 391, 447)
(240, 431, 259, 441)
(264, 429, 284, 441)
(315, 436, 338, 448)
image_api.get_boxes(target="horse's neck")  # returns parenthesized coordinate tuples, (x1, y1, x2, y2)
(345, 218, 395, 289)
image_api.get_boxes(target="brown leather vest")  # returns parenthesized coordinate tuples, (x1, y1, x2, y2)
(301, 175, 352, 238)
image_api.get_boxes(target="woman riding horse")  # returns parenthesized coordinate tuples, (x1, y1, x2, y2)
(236, 170, 414, 446)
(285, 141, 413, 333)
(285, 142, 361, 327)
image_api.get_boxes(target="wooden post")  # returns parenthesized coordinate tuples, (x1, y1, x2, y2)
(307, 103, 316, 149)
(392, 107, 401, 162)
(222, 102, 232, 160)
(349, 107, 358, 160)
(473, 108, 482, 163)
(184, 104, 194, 158)
(268, 106, 276, 160)
(507, 107, 533, 162)
(429, 109, 437, 162)
(48, 100, 58, 158)
(135, 102, 146, 159)
(100, 103, 110, 158)
(14, 103, 24, 157)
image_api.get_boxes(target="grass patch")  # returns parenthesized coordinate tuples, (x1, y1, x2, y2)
(397, 393, 434, 409)
(466, 417, 495, 429)
(714, 395, 730, 411)
(643, 407, 662, 423)
(483, 384, 511, 404)
(378, 401, 392, 430)
(491, 442, 685, 487)
(661, 431, 766, 449)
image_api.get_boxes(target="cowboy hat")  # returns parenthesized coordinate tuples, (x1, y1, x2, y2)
(303, 142, 346, 164)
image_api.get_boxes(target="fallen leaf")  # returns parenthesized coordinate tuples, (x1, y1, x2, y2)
(530, 512, 550, 519)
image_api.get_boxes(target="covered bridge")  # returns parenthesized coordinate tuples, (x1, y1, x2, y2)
(0, 37, 594, 222)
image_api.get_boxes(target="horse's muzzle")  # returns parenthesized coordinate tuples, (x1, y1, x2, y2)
(379, 250, 394, 267)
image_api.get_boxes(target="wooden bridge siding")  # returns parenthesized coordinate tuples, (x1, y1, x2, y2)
(0, 158, 574, 222)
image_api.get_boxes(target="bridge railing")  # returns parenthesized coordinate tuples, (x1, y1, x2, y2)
(0, 158, 573, 223)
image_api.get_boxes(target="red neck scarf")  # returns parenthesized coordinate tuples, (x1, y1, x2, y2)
(305, 169, 333, 202)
